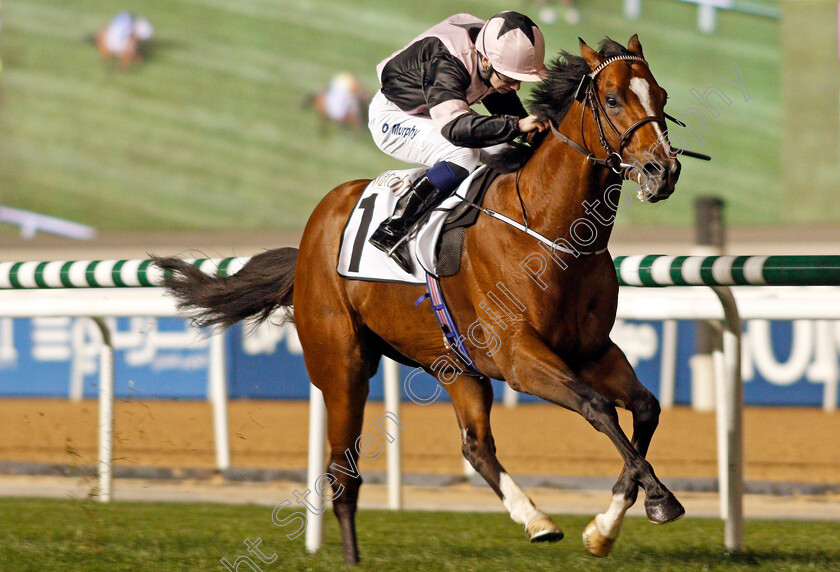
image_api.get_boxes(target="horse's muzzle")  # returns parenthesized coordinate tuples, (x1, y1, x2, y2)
(635, 158, 681, 203)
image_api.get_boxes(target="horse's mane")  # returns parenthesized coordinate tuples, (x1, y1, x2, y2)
(485, 38, 635, 173)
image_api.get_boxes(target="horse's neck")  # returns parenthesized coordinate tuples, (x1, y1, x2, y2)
(517, 126, 621, 252)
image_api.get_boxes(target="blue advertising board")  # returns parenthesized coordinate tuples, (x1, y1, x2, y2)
(0, 316, 837, 408)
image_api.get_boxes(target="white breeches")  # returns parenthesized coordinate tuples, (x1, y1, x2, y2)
(104, 25, 133, 54)
(368, 91, 483, 172)
(325, 85, 360, 122)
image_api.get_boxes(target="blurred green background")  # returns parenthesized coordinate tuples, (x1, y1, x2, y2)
(0, 0, 830, 234)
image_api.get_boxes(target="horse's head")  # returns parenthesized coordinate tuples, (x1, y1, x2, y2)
(576, 35, 680, 202)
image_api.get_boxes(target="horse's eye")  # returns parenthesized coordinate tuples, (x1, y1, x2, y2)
(606, 96, 618, 108)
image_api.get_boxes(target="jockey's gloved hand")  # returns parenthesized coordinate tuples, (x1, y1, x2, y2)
(518, 115, 550, 135)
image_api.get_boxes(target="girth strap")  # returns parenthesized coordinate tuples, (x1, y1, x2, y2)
(419, 273, 483, 377)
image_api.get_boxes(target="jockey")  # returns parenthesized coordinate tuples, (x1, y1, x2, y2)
(101, 12, 136, 59)
(367, 11, 550, 273)
(96, 12, 154, 69)
(324, 73, 366, 126)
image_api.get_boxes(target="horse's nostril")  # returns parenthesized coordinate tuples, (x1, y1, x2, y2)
(642, 162, 664, 178)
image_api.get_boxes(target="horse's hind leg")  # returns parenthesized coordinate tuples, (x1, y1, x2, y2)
(577, 341, 666, 557)
(446, 373, 563, 542)
(298, 327, 379, 565)
(321, 382, 367, 565)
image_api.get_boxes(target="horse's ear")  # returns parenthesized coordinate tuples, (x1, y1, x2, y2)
(628, 34, 645, 59)
(578, 37, 603, 71)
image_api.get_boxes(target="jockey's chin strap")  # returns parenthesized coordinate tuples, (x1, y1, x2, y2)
(550, 54, 710, 176)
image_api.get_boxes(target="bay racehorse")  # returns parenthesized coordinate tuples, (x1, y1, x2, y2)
(155, 36, 697, 564)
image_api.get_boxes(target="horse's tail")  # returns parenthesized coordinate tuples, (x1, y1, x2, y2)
(152, 247, 298, 329)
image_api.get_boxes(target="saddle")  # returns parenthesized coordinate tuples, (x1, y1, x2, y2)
(336, 166, 499, 283)
(436, 166, 498, 276)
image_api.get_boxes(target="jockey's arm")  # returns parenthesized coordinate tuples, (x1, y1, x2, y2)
(432, 102, 522, 148)
(482, 91, 548, 136)
(424, 57, 524, 148)
(482, 91, 529, 119)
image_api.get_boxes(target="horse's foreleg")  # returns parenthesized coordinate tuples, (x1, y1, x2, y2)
(577, 342, 664, 556)
(495, 327, 683, 535)
(446, 374, 563, 542)
(580, 401, 658, 558)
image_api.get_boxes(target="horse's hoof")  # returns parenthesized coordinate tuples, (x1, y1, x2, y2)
(582, 519, 615, 558)
(526, 517, 564, 543)
(645, 492, 685, 524)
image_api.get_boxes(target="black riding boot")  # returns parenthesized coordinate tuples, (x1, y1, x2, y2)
(369, 174, 443, 273)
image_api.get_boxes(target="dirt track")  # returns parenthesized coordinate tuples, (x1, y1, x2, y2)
(2, 399, 838, 485)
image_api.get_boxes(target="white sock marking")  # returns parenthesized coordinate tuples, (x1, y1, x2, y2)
(499, 472, 546, 526)
(594, 493, 634, 539)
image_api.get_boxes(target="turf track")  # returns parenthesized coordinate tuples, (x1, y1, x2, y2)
(2, 499, 839, 570)
(0, 0, 786, 233)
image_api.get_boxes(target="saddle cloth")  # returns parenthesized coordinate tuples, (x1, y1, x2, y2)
(337, 166, 490, 284)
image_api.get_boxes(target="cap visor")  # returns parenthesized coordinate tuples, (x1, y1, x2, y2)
(498, 67, 549, 83)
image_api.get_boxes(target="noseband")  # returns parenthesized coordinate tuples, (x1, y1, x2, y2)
(550, 54, 710, 176)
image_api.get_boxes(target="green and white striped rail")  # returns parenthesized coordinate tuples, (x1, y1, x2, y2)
(2, 255, 840, 290)
(0, 258, 250, 289)
(614, 255, 840, 287)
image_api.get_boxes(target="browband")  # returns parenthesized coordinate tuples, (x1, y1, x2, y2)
(574, 55, 648, 102)
(588, 54, 648, 77)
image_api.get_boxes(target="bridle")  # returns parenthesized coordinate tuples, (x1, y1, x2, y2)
(470, 53, 710, 259)
(550, 54, 710, 176)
